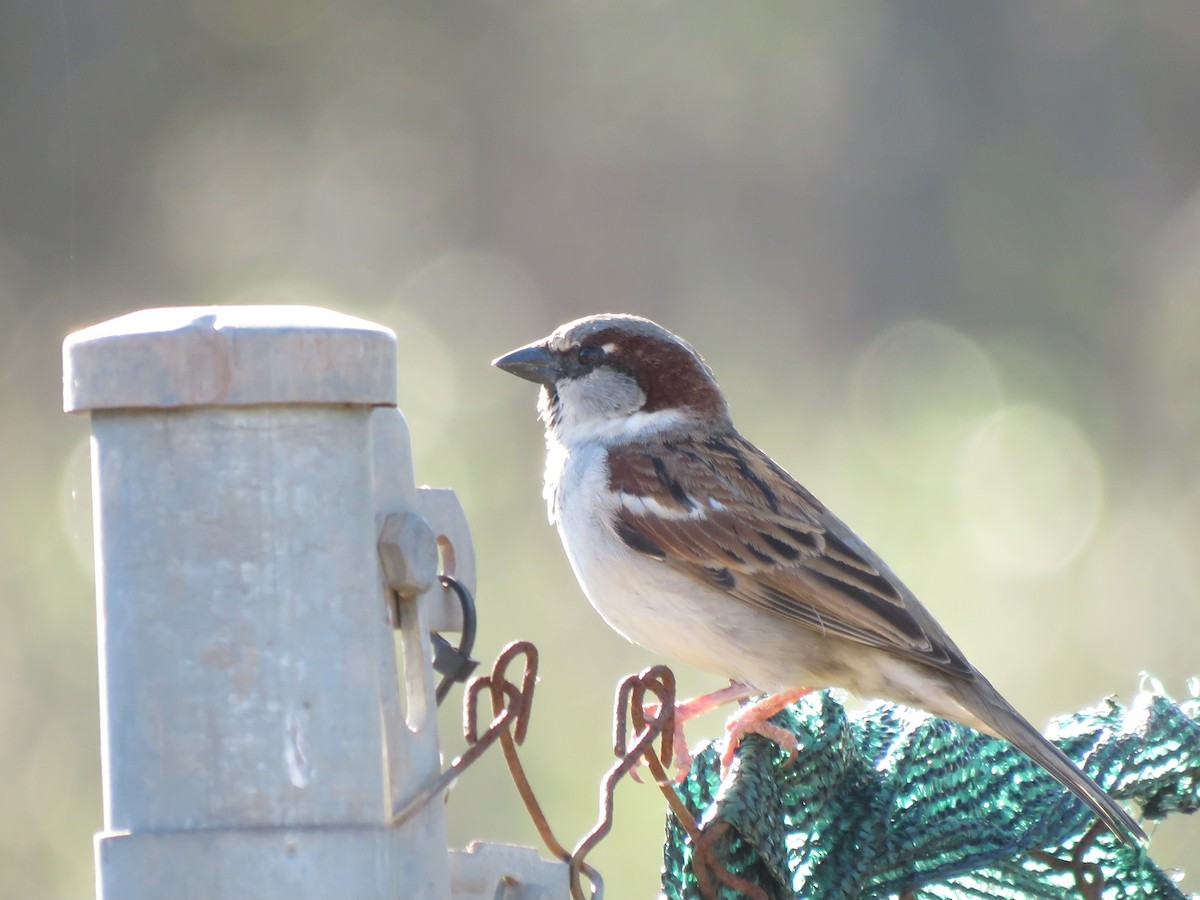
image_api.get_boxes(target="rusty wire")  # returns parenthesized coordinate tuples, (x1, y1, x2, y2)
(391, 640, 536, 827)
(563, 665, 678, 898)
(611, 667, 769, 900)
(1028, 820, 1108, 899)
(564, 663, 765, 900)
(448, 651, 1122, 900)
(469, 642, 584, 872)
(404, 641, 758, 899)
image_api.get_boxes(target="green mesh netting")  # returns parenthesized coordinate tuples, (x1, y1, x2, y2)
(662, 681, 1199, 899)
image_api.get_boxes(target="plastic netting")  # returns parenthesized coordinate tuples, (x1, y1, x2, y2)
(662, 681, 1199, 899)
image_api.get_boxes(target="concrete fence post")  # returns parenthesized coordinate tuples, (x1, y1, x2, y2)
(63, 306, 566, 899)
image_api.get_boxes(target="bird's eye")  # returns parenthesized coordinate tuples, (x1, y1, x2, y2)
(576, 345, 604, 366)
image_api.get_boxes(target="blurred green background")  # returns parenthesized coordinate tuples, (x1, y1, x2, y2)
(4, 1, 1200, 896)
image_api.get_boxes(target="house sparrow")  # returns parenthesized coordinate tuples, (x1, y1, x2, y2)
(493, 313, 1144, 848)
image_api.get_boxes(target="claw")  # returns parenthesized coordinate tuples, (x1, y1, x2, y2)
(638, 682, 801, 782)
(718, 687, 813, 778)
(656, 682, 757, 780)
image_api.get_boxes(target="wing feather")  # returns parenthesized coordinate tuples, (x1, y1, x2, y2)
(607, 434, 974, 679)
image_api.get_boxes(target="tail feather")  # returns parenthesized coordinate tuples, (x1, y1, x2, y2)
(957, 680, 1146, 849)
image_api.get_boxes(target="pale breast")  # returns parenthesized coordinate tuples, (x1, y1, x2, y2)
(546, 442, 839, 690)
(541, 445, 999, 737)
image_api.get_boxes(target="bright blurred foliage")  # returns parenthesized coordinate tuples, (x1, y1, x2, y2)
(3, 1, 1200, 897)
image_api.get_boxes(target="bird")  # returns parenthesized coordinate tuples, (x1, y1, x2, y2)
(492, 312, 1145, 849)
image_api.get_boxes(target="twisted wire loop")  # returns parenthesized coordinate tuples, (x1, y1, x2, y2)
(587, 666, 767, 900)
(469, 642, 583, 871)
(392, 640, 537, 827)
(396, 642, 758, 899)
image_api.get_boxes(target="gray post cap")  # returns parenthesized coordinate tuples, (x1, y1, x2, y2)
(64, 305, 398, 412)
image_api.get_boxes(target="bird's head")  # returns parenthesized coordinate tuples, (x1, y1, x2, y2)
(492, 314, 731, 445)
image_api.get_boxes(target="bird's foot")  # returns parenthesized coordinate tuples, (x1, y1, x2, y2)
(719, 687, 813, 777)
(640, 681, 757, 782)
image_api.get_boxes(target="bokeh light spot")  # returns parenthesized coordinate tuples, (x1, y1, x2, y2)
(382, 307, 458, 462)
(850, 320, 1003, 484)
(395, 252, 547, 366)
(957, 405, 1103, 576)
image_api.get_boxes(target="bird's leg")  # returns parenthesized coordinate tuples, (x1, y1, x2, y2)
(720, 686, 814, 776)
(674, 680, 760, 720)
(642, 681, 757, 781)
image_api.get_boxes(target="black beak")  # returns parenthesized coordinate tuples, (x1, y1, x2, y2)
(491, 342, 562, 387)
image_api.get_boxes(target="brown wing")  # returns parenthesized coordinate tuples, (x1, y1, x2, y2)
(607, 433, 974, 678)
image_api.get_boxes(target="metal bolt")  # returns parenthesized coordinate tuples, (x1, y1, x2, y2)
(378, 511, 439, 599)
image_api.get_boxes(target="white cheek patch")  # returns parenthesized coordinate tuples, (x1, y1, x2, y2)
(549, 367, 693, 447)
(618, 490, 708, 520)
(560, 407, 689, 444)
